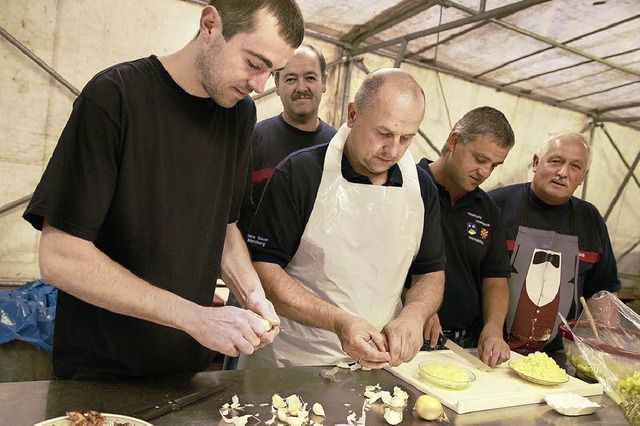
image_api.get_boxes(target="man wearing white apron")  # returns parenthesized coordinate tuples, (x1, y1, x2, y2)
(240, 69, 446, 369)
(489, 132, 621, 354)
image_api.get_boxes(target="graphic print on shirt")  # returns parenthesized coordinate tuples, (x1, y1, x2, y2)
(525, 249, 562, 307)
(467, 211, 490, 245)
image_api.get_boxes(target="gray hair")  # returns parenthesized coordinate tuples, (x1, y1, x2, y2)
(443, 106, 515, 153)
(537, 131, 593, 169)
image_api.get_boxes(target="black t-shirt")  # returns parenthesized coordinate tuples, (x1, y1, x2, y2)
(247, 144, 446, 279)
(238, 114, 336, 234)
(488, 183, 621, 298)
(23, 56, 255, 378)
(418, 159, 510, 332)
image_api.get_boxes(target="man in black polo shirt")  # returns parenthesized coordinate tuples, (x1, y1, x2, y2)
(240, 69, 446, 369)
(418, 107, 515, 368)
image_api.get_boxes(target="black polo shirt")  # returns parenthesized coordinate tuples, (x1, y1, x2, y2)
(418, 158, 510, 332)
(248, 144, 446, 282)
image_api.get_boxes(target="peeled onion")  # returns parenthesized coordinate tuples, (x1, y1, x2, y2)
(414, 395, 449, 422)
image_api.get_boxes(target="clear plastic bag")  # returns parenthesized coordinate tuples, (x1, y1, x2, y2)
(0, 279, 57, 353)
(559, 290, 640, 425)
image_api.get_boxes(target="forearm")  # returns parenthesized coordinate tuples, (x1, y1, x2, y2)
(399, 271, 444, 325)
(481, 277, 509, 332)
(220, 223, 264, 307)
(39, 221, 202, 333)
(253, 261, 349, 333)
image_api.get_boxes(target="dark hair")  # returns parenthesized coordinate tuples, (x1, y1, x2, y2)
(208, 0, 304, 48)
(274, 43, 327, 83)
(444, 106, 515, 152)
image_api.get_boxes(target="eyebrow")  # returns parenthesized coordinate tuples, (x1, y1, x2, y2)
(246, 49, 273, 69)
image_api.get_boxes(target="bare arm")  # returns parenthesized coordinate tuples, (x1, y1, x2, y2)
(39, 220, 270, 357)
(477, 277, 510, 366)
(253, 261, 390, 367)
(221, 223, 279, 326)
(384, 271, 444, 366)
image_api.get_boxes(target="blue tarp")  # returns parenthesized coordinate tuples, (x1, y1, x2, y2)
(0, 280, 57, 354)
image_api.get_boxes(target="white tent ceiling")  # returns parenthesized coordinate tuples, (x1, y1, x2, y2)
(241, 0, 640, 130)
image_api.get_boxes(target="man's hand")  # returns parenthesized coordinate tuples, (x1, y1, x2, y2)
(334, 314, 390, 369)
(382, 316, 424, 367)
(188, 305, 279, 357)
(244, 290, 281, 347)
(423, 314, 443, 348)
(477, 327, 510, 367)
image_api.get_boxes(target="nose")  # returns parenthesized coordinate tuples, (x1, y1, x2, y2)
(557, 163, 569, 177)
(478, 163, 492, 180)
(384, 136, 401, 158)
(248, 71, 271, 94)
(295, 79, 307, 93)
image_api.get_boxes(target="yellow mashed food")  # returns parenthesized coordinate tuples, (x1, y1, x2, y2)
(422, 363, 469, 381)
(511, 352, 567, 382)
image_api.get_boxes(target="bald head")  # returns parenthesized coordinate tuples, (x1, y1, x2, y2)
(354, 68, 425, 115)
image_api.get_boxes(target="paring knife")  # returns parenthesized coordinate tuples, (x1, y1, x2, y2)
(130, 383, 227, 421)
(438, 334, 494, 372)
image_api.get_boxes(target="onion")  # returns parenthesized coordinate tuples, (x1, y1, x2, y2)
(414, 395, 449, 422)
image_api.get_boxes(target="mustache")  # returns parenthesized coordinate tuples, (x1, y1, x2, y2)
(291, 92, 313, 100)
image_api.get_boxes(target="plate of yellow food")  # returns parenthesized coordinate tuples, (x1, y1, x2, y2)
(509, 352, 569, 386)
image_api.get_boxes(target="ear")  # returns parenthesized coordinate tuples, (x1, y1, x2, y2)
(274, 76, 281, 95)
(346, 102, 357, 128)
(321, 74, 328, 93)
(199, 6, 223, 41)
(445, 133, 459, 153)
(532, 154, 540, 172)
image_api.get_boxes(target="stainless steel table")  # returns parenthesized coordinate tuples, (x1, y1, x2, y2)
(0, 366, 629, 425)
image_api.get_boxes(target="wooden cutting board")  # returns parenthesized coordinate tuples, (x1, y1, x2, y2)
(388, 350, 603, 414)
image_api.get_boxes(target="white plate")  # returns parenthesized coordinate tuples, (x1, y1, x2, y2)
(34, 413, 153, 426)
(544, 393, 603, 416)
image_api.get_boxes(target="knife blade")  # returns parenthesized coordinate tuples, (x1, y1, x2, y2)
(130, 383, 227, 421)
(438, 334, 493, 372)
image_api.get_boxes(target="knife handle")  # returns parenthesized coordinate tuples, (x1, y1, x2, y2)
(131, 401, 175, 421)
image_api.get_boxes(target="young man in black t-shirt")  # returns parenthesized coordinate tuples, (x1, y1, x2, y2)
(23, 0, 304, 379)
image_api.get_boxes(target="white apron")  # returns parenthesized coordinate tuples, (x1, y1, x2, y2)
(240, 123, 424, 368)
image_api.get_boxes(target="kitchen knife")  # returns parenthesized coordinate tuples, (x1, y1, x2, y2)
(130, 383, 227, 421)
(438, 334, 494, 372)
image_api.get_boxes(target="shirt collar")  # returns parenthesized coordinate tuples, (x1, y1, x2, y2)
(341, 154, 403, 187)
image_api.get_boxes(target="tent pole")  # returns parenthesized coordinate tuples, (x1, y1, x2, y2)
(603, 152, 640, 222)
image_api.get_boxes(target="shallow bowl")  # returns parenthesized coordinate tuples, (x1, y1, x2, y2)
(418, 361, 476, 390)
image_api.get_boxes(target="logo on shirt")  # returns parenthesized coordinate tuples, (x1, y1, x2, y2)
(467, 222, 477, 235)
(480, 227, 489, 240)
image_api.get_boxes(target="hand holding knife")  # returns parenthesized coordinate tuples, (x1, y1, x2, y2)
(436, 333, 494, 373)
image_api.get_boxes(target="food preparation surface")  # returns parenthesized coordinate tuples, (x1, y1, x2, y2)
(389, 350, 604, 414)
(0, 364, 626, 425)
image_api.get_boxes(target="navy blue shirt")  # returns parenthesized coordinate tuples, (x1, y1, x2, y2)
(248, 144, 446, 281)
(418, 158, 510, 332)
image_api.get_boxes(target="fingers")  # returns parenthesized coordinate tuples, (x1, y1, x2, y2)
(478, 334, 510, 367)
(423, 315, 442, 348)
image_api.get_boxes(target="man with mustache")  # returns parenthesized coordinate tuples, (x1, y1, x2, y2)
(418, 107, 515, 368)
(22, 0, 304, 379)
(238, 43, 337, 235)
(489, 132, 621, 355)
(239, 68, 446, 369)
